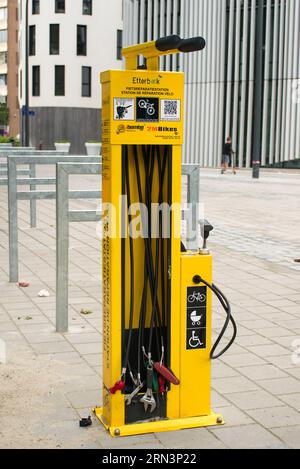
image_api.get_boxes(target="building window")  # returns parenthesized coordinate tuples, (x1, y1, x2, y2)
(0, 74, 7, 86)
(82, 66, 91, 97)
(0, 51, 7, 65)
(117, 30, 123, 60)
(29, 25, 36, 56)
(0, 7, 8, 21)
(0, 29, 7, 44)
(77, 25, 87, 56)
(32, 0, 40, 14)
(55, 0, 65, 14)
(50, 24, 60, 55)
(83, 0, 92, 15)
(32, 65, 40, 96)
(55, 65, 65, 96)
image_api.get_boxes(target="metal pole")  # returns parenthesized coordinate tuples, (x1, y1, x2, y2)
(252, 0, 264, 179)
(8, 159, 19, 282)
(188, 167, 200, 250)
(29, 163, 37, 227)
(56, 165, 69, 333)
(25, 0, 30, 147)
(182, 165, 200, 251)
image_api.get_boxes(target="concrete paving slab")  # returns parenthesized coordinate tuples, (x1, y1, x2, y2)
(211, 424, 288, 449)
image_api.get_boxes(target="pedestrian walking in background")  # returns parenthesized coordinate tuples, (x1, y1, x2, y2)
(221, 137, 236, 175)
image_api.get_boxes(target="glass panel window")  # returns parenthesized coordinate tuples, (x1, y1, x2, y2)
(0, 7, 8, 21)
(29, 25, 36, 56)
(77, 25, 87, 56)
(32, 65, 40, 96)
(82, 66, 91, 97)
(0, 74, 7, 86)
(55, 65, 65, 96)
(50, 24, 60, 55)
(83, 0, 92, 15)
(0, 51, 7, 65)
(32, 0, 40, 15)
(0, 29, 7, 44)
(117, 30, 123, 60)
(55, 0, 65, 14)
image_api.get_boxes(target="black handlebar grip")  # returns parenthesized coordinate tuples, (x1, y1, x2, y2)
(155, 35, 182, 51)
(178, 36, 206, 53)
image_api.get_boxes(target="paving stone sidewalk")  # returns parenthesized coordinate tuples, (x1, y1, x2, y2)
(0, 168, 300, 449)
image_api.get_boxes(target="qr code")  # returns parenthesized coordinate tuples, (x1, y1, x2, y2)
(164, 101, 178, 115)
(161, 99, 180, 121)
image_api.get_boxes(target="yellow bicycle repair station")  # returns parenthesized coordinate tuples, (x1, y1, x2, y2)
(95, 36, 234, 437)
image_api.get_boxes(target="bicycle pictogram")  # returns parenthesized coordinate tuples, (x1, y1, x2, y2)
(138, 99, 156, 116)
(188, 291, 206, 304)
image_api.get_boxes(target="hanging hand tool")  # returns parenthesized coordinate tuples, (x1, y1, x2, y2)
(109, 380, 125, 395)
(153, 362, 180, 385)
(140, 366, 156, 413)
(125, 381, 145, 406)
(158, 376, 166, 396)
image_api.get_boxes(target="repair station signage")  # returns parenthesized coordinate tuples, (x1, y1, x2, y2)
(101, 70, 184, 145)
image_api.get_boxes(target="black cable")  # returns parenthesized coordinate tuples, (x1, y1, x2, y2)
(148, 145, 168, 360)
(121, 146, 126, 374)
(138, 261, 148, 378)
(157, 146, 168, 329)
(133, 144, 168, 366)
(166, 146, 172, 367)
(196, 276, 237, 359)
(142, 145, 161, 360)
(133, 145, 149, 363)
(148, 201, 161, 357)
(135, 145, 160, 363)
(123, 146, 135, 373)
(146, 146, 161, 360)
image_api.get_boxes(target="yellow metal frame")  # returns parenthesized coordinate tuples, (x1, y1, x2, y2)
(122, 40, 182, 71)
(96, 39, 223, 437)
(95, 407, 224, 438)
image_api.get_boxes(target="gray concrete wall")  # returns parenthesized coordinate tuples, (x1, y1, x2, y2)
(25, 107, 102, 155)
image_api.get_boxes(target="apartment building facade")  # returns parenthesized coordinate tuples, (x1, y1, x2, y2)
(0, 0, 20, 137)
(123, 0, 300, 168)
(8, 0, 20, 137)
(19, 0, 123, 153)
(0, 0, 8, 133)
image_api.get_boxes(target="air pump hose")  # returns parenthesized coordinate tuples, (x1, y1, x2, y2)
(196, 277, 237, 359)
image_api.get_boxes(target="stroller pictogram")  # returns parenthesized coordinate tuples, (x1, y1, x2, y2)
(190, 310, 202, 326)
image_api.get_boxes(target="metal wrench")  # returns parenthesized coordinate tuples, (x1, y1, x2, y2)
(140, 366, 156, 413)
(125, 381, 145, 406)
